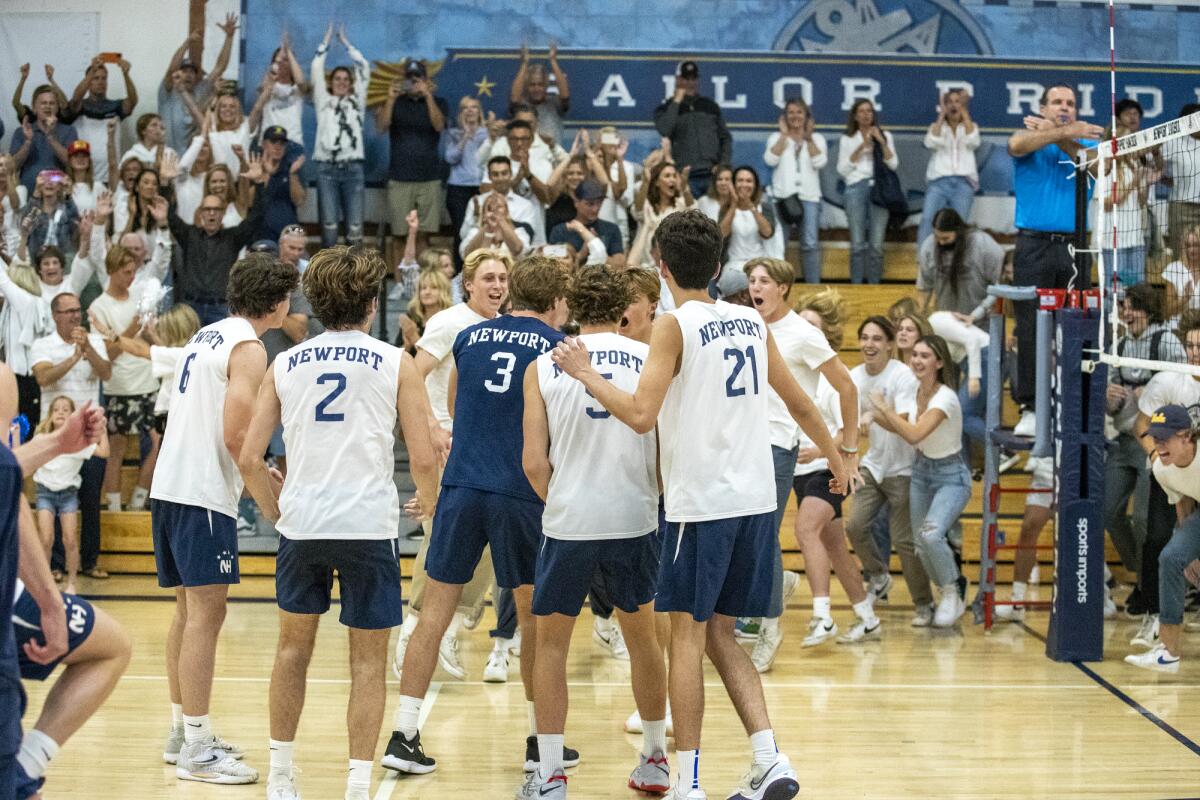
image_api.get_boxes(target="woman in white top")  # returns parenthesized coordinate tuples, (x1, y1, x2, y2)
(1103, 125, 1156, 289)
(1164, 224, 1200, 320)
(119, 113, 178, 170)
(696, 164, 732, 222)
(111, 303, 202, 425)
(201, 164, 246, 229)
(838, 100, 898, 284)
(718, 165, 775, 276)
(312, 23, 371, 248)
(628, 159, 695, 267)
(249, 35, 310, 146)
(174, 136, 216, 225)
(65, 140, 103, 214)
(0, 155, 28, 253)
(764, 98, 827, 283)
(192, 93, 251, 178)
(868, 334, 971, 628)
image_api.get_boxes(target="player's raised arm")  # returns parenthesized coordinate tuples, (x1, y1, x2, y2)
(238, 367, 284, 522)
(397, 351, 439, 518)
(551, 313, 682, 435)
(521, 361, 551, 501)
(765, 329, 848, 493)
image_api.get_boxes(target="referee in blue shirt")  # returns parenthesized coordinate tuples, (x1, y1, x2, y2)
(1007, 84, 1104, 433)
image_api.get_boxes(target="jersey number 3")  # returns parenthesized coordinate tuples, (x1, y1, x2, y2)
(724, 346, 760, 398)
(315, 372, 347, 421)
(484, 351, 517, 393)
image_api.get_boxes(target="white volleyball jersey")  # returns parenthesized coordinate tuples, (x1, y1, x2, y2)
(659, 300, 776, 522)
(151, 316, 261, 518)
(274, 330, 403, 540)
(537, 332, 657, 540)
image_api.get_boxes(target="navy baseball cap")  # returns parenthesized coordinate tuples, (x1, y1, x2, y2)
(404, 59, 427, 78)
(677, 60, 699, 79)
(1143, 404, 1193, 440)
(574, 178, 606, 202)
(262, 125, 288, 143)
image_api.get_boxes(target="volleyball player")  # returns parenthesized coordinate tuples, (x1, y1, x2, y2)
(552, 210, 848, 800)
(237, 246, 440, 800)
(383, 255, 574, 777)
(396, 248, 512, 682)
(518, 266, 668, 799)
(150, 254, 298, 784)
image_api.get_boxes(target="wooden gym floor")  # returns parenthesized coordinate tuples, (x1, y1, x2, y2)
(24, 575, 1200, 800)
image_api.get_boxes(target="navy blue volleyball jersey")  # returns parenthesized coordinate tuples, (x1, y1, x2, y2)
(0, 445, 24, 753)
(440, 315, 563, 502)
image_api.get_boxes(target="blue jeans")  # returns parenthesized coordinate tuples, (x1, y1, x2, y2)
(767, 444, 799, 619)
(1109, 245, 1147, 290)
(909, 453, 972, 587)
(778, 199, 823, 283)
(958, 349, 988, 454)
(1159, 510, 1200, 626)
(917, 176, 976, 248)
(843, 180, 887, 284)
(688, 171, 711, 201)
(316, 160, 365, 248)
(187, 299, 229, 327)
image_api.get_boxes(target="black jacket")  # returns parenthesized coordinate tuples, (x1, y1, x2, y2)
(653, 95, 732, 174)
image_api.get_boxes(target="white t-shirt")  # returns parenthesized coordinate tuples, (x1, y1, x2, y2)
(1165, 135, 1200, 204)
(28, 331, 109, 420)
(1139, 371, 1200, 419)
(1153, 451, 1200, 505)
(33, 443, 97, 492)
(696, 195, 722, 222)
(260, 83, 305, 146)
(416, 302, 487, 431)
(766, 311, 835, 449)
(150, 345, 184, 415)
(89, 293, 158, 396)
(536, 332, 657, 540)
(209, 122, 252, 178)
(1162, 260, 1200, 314)
(852, 360, 918, 481)
(794, 376, 843, 476)
(725, 208, 771, 266)
(837, 130, 899, 186)
(764, 131, 828, 203)
(915, 384, 963, 459)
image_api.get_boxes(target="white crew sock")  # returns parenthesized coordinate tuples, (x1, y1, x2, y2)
(15, 729, 58, 780)
(182, 713, 212, 745)
(536, 733, 563, 780)
(347, 758, 372, 794)
(130, 486, 149, 508)
(852, 599, 878, 624)
(394, 695, 423, 738)
(171, 703, 184, 727)
(749, 728, 778, 768)
(813, 596, 832, 621)
(642, 718, 667, 757)
(1012, 581, 1027, 602)
(268, 739, 293, 778)
(105, 492, 122, 510)
(761, 615, 780, 635)
(527, 701, 538, 735)
(679, 748, 700, 790)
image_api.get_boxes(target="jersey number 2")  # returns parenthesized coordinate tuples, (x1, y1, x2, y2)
(484, 352, 517, 393)
(724, 347, 759, 397)
(315, 372, 347, 421)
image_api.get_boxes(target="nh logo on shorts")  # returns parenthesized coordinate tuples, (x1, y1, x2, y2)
(67, 602, 87, 635)
(218, 550, 234, 575)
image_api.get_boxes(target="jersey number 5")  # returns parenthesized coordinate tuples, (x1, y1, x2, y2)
(724, 346, 760, 398)
(315, 372, 347, 421)
(484, 351, 517, 393)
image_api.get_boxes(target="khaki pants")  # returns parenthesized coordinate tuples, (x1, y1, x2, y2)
(845, 469, 934, 607)
(408, 515, 494, 618)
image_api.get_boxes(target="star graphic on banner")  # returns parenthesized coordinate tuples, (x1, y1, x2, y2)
(475, 75, 496, 97)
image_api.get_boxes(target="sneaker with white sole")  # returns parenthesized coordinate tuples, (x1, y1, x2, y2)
(1124, 643, 1180, 673)
(523, 735, 580, 772)
(910, 604, 934, 627)
(1103, 594, 1118, 619)
(751, 625, 783, 673)
(392, 615, 417, 679)
(163, 726, 243, 765)
(933, 587, 965, 628)
(593, 616, 630, 660)
(516, 769, 567, 799)
(994, 603, 1026, 623)
(669, 785, 707, 800)
(1014, 409, 1036, 438)
(781, 570, 800, 605)
(837, 618, 882, 643)
(801, 617, 838, 648)
(867, 573, 893, 605)
(629, 751, 671, 794)
(998, 449, 1021, 474)
(380, 730, 437, 774)
(734, 618, 760, 641)
(267, 771, 301, 799)
(176, 738, 259, 784)
(509, 628, 522, 657)
(483, 639, 510, 683)
(726, 754, 799, 800)
(1130, 615, 1160, 649)
(438, 633, 466, 680)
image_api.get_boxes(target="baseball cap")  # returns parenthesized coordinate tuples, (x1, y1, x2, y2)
(1143, 404, 1194, 440)
(404, 59, 427, 78)
(249, 239, 279, 254)
(598, 126, 620, 146)
(262, 125, 288, 143)
(677, 60, 699, 79)
(716, 267, 749, 298)
(67, 140, 91, 156)
(574, 178, 606, 202)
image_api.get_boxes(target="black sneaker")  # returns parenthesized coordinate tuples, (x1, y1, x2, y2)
(523, 735, 580, 772)
(381, 730, 437, 774)
(1124, 586, 1147, 618)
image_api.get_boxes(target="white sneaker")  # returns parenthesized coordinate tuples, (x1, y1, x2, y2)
(592, 616, 630, 660)
(668, 784, 707, 800)
(994, 603, 1026, 623)
(728, 754, 799, 800)
(1124, 643, 1180, 673)
(628, 751, 671, 794)
(910, 604, 934, 627)
(801, 617, 838, 648)
(392, 616, 417, 679)
(1130, 615, 1160, 649)
(933, 587, 965, 628)
(483, 639, 510, 683)
(998, 450, 1022, 474)
(751, 625, 783, 673)
(509, 628, 522, 657)
(163, 726, 243, 764)
(837, 618, 882, 643)
(176, 738, 259, 784)
(781, 570, 800, 605)
(1104, 594, 1118, 619)
(267, 771, 301, 799)
(867, 573, 894, 605)
(1014, 409, 1036, 438)
(438, 633, 466, 681)
(609, 621, 630, 661)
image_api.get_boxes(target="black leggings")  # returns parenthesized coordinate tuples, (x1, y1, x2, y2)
(14, 372, 39, 431)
